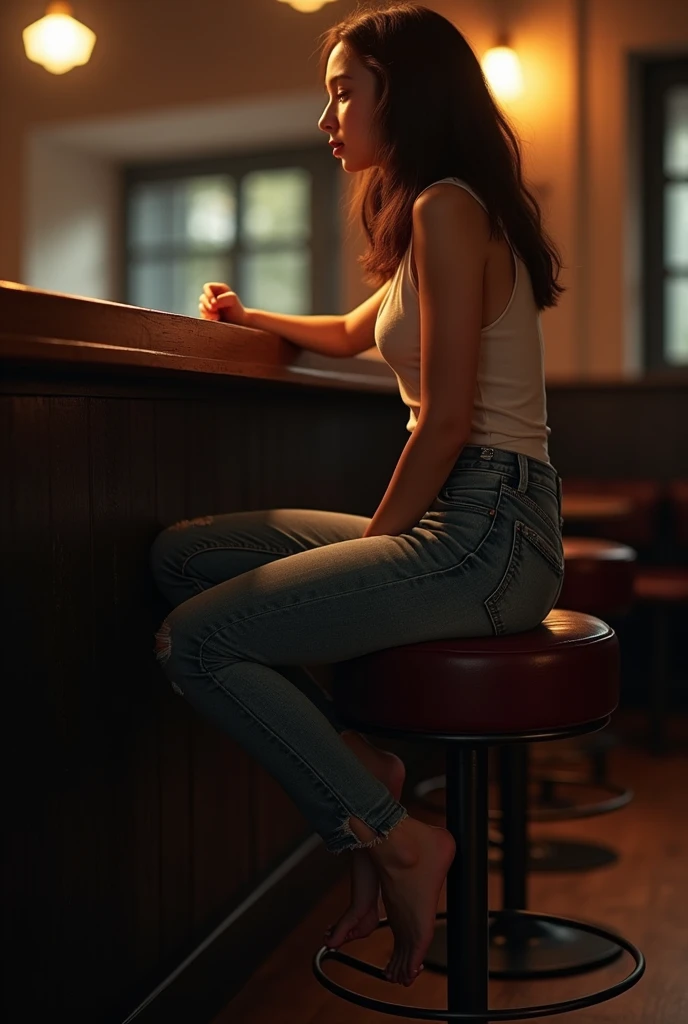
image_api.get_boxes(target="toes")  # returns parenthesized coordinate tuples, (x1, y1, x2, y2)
(325, 921, 349, 947)
(399, 951, 408, 984)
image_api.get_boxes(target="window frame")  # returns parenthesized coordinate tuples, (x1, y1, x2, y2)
(641, 55, 688, 375)
(119, 143, 342, 317)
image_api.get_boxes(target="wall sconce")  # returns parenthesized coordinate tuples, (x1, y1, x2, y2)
(481, 31, 524, 102)
(276, 0, 339, 12)
(22, 2, 96, 75)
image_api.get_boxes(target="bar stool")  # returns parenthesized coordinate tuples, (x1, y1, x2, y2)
(313, 610, 644, 1021)
(414, 538, 637, 884)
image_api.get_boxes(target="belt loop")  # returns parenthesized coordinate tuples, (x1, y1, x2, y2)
(517, 453, 528, 493)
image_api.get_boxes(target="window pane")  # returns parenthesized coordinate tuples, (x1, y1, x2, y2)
(128, 182, 173, 248)
(172, 175, 236, 248)
(172, 255, 234, 317)
(665, 276, 688, 365)
(127, 259, 173, 312)
(241, 168, 311, 244)
(665, 85, 688, 176)
(129, 176, 236, 252)
(128, 254, 232, 317)
(242, 249, 310, 313)
(665, 183, 688, 270)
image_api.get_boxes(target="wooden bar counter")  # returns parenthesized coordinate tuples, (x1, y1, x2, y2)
(0, 281, 409, 1024)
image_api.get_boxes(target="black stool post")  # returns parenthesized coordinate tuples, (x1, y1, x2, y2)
(445, 743, 488, 1019)
(491, 742, 625, 978)
(499, 742, 528, 911)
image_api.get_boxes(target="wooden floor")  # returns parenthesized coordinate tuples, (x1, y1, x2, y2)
(218, 711, 688, 1023)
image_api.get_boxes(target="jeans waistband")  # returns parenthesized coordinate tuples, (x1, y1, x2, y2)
(450, 445, 560, 499)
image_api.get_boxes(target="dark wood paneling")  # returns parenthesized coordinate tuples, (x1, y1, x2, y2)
(0, 366, 405, 1022)
(546, 382, 688, 478)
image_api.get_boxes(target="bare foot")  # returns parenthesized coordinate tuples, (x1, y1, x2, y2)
(324, 732, 406, 951)
(369, 816, 456, 987)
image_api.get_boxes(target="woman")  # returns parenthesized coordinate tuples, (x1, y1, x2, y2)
(150, 2, 567, 989)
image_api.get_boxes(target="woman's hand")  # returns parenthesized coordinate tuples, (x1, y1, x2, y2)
(198, 282, 250, 327)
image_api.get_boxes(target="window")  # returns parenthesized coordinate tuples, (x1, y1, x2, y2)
(121, 145, 341, 319)
(642, 57, 688, 371)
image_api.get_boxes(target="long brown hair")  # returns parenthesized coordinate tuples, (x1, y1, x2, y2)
(316, 2, 566, 310)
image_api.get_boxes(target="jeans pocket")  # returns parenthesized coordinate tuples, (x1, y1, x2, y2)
(503, 482, 561, 538)
(438, 469, 503, 514)
(485, 520, 565, 636)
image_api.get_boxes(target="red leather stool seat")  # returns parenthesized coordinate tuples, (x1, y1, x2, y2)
(557, 538, 637, 616)
(332, 609, 619, 737)
(633, 565, 688, 603)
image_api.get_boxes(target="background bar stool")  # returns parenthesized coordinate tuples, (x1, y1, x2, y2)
(631, 479, 688, 755)
(313, 611, 644, 1022)
(518, 537, 638, 874)
(633, 565, 688, 754)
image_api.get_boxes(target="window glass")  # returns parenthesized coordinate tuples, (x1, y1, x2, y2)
(242, 249, 310, 314)
(665, 277, 688, 365)
(127, 259, 172, 312)
(665, 85, 688, 175)
(128, 175, 235, 251)
(128, 254, 231, 317)
(172, 176, 236, 247)
(128, 182, 172, 248)
(665, 183, 688, 271)
(241, 168, 311, 244)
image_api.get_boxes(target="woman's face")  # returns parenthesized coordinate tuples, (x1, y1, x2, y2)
(318, 42, 380, 172)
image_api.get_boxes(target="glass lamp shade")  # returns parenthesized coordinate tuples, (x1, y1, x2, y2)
(23, 2, 96, 75)
(275, 0, 339, 12)
(481, 45, 524, 102)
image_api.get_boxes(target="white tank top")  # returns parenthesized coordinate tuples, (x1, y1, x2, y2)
(374, 176, 551, 465)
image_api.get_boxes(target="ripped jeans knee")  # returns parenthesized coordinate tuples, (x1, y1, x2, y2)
(329, 808, 409, 855)
(154, 619, 184, 696)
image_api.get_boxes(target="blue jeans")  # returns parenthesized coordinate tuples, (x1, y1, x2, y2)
(149, 445, 564, 855)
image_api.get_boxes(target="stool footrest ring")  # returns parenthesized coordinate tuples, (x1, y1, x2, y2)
(412, 774, 633, 822)
(526, 773, 634, 821)
(312, 908, 644, 1021)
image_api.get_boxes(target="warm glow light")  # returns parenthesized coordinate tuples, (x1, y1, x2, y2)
(276, 0, 338, 12)
(481, 45, 524, 102)
(22, 2, 96, 75)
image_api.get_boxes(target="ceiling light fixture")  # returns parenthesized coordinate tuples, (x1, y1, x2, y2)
(276, 0, 339, 13)
(22, 2, 96, 76)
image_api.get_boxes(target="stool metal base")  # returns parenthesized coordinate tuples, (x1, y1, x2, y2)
(421, 911, 623, 979)
(489, 836, 619, 872)
(527, 773, 634, 822)
(528, 838, 619, 873)
(316, 718, 644, 1018)
(414, 773, 633, 824)
(416, 772, 628, 872)
(488, 912, 623, 978)
(313, 908, 644, 1021)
